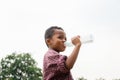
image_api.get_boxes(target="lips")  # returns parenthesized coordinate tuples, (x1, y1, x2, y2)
(63, 44, 66, 48)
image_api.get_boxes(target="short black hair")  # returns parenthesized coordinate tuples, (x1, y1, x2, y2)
(44, 26, 64, 47)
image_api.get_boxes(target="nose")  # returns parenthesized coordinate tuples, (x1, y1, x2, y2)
(62, 38, 66, 42)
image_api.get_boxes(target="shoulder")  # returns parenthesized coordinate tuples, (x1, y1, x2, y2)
(44, 49, 58, 57)
(44, 49, 67, 61)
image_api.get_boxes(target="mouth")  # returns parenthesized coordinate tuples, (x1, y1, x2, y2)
(63, 43, 66, 48)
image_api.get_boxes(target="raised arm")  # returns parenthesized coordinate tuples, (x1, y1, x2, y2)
(65, 35, 81, 69)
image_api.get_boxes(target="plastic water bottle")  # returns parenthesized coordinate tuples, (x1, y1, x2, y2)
(65, 34, 94, 47)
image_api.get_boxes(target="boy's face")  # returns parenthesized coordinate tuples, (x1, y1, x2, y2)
(47, 29, 67, 52)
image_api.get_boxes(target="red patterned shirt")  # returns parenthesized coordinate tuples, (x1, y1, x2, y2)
(43, 49, 73, 80)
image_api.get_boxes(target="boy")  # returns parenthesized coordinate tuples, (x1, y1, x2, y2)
(43, 26, 81, 80)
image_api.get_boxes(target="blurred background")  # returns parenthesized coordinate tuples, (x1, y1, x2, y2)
(0, 0, 120, 79)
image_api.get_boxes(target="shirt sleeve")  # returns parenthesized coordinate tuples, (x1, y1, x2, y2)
(47, 54, 69, 73)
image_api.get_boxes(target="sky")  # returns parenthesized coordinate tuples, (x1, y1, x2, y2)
(0, 0, 120, 80)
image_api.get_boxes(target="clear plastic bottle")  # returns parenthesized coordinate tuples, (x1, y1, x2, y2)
(65, 34, 94, 47)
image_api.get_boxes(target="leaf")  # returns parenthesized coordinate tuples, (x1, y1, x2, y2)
(0, 53, 42, 80)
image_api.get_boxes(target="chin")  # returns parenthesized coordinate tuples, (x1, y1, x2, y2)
(61, 48, 66, 52)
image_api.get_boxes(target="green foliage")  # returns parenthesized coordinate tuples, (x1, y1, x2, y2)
(96, 77, 105, 80)
(0, 53, 42, 80)
(78, 77, 87, 80)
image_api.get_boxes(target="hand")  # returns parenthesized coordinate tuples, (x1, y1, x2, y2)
(71, 35, 81, 46)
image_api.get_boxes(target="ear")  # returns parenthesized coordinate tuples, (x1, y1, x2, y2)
(46, 38, 51, 46)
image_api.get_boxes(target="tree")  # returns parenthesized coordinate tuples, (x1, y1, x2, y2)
(0, 53, 42, 80)
(96, 77, 106, 80)
(78, 77, 87, 80)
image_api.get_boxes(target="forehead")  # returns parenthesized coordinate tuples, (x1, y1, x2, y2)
(54, 29, 66, 35)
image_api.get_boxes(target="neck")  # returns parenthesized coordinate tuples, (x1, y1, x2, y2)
(48, 48, 60, 53)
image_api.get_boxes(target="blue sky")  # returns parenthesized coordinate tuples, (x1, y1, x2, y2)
(0, 0, 120, 79)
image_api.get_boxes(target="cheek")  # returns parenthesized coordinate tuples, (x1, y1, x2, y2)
(56, 41, 61, 45)
(52, 40, 59, 46)
(53, 41, 61, 48)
